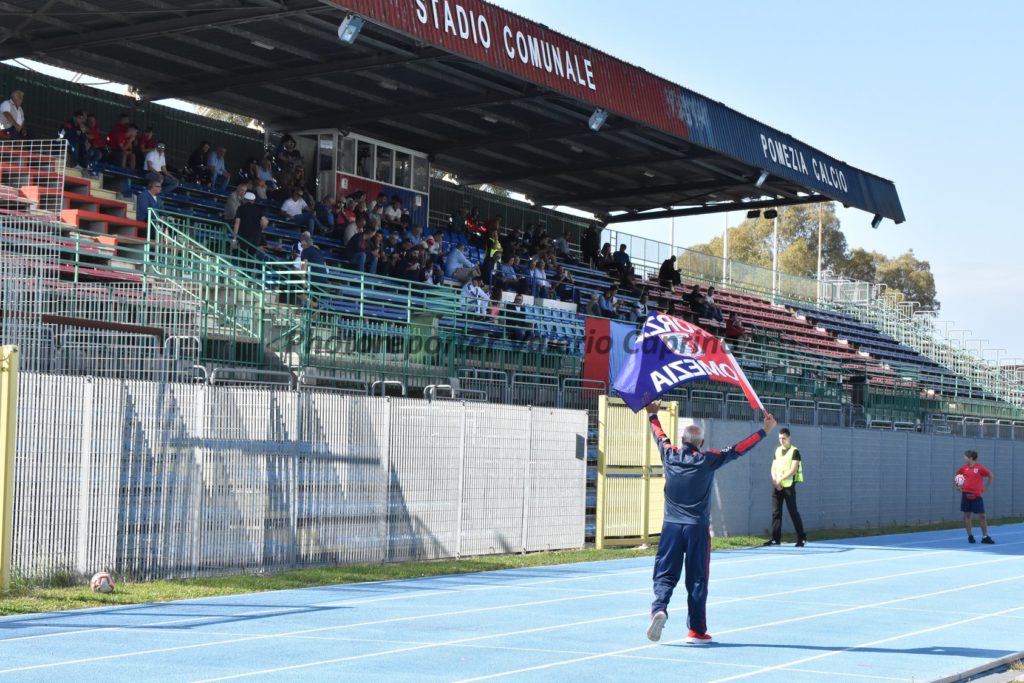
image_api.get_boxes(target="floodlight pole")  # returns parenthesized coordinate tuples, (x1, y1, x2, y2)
(722, 211, 729, 283)
(772, 211, 779, 299)
(816, 203, 823, 284)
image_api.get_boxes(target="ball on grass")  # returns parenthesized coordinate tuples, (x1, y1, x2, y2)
(90, 572, 115, 594)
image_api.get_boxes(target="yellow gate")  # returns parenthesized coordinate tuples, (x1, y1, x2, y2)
(595, 396, 678, 549)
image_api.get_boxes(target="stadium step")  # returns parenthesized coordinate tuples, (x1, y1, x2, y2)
(60, 208, 146, 238)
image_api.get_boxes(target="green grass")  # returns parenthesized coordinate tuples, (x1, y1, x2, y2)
(2, 518, 1021, 617)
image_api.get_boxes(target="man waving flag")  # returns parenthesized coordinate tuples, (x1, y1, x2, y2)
(613, 310, 764, 413)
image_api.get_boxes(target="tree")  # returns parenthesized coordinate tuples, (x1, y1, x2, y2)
(691, 203, 848, 276)
(874, 250, 939, 311)
(195, 105, 258, 129)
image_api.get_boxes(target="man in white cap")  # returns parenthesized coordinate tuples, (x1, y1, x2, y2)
(232, 191, 268, 258)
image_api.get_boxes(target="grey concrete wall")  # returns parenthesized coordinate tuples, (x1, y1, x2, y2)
(689, 418, 1023, 538)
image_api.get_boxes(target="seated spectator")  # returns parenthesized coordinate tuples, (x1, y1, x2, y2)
(465, 207, 487, 247)
(596, 243, 615, 271)
(426, 232, 444, 258)
(553, 265, 578, 303)
(281, 186, 323, 232)
(632, 291, 651, 322)
(237, 157, 260, 186)
(612, 244, 632, 275)
(593, 286, 620, 318)
(105, 114, 132, 165)
(404, 224, 425, 246)
(659, 255, 682, 289)
(135, 177, 162, 222)
(257, 157, 278, 192)
(529, 257, 551, 299)
(84, 114, 105, 162)
(206, 146, 230, 191)
(314, 195, 336, 233)
(223, 182, 248, 223)
(395, 244, 424, 281)
(703, 286, 724, 322)
(60, 110, 100, 170)
(382, 195, 404, 229)
(581, 222, 601, 266)
(135, 127, 157, 170)
(0, 90, 26, 139)
(686, 284, 705, 318)
(232, 191, 268, 259)
(725, 312, 751, 341)
(345, 224, 378, 273)
(422, 255, 444, 285)
(379, 232, 403, 276)
(186, 141, 212, 184)
(120, 124, 139, 171)
(461, 275, 489, 316)
(552, 234, 575, 263)
(444, 243, 480, 283)
(339, 204, 361, 243)
(495, 254, 523, 293)
(505, 293, 533, 342)
(144, 142, 179, 194)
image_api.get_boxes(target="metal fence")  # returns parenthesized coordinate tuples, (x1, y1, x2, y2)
(11, 372, 587, 581)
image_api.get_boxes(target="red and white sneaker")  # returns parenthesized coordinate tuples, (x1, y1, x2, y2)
(646, 610, 668, 642)
(686, 629, 713, 644)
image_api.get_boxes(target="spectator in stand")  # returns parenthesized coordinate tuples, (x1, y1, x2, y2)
(686, 284, 705, 319)
(144, 142, 179, 194)
(236, 157, 260, 186)
(297, 231, 328, 289)
(450, 207, 468, 237)
(395, 244, 424, 281)
(223, 182, 248, 223)
(380, 232, 403, 277)
(480, 248, 500, 286)
(382, 195, 404, 229)
(529, 257, 551, 299)
(426, 232, 444, 258)
(313, 195, 335, 233)
(135, 127, 157, 171)
(346, 224, 379, 273)
(60, 110, 99, 170)
(422, 255, 444, 285)
(206, 146, 230, 191)
(598, 288, 618, 321)
(135, 177, 162, 222)
(120, 124, 139, 171)
(466, 207, 487, 247)
(105, 114, 130, 165)
(461, 275, 489, 316)
(505, 293, 533, 342)
(612, 244, 633, 276)
(276, 135, 303, 187)
(495, 254, 522, 293)
(581, 222, 601, 266)
(337, 199, 359, 242)
(725, 312, 751, 342)
(185, 141, 211, 182)
(84, 114, 104, 162)
(596, 243, 615, 271)
(659, 255, 682, 289)
(257, 157, 278, 192)
(553, 234, 575, 263)
(703, 286, 724, 322)
(445, 243, 479, 283)
(232, 191, 268, 258)
(632, 291, 651, 322)
(282, 186, 322, 232)
(0, 90, 26, 139)
(553, 265, 578, 303)
(404, 224, 425, 247)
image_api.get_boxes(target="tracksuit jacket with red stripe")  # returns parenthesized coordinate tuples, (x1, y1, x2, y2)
(650, 415, 766, 525)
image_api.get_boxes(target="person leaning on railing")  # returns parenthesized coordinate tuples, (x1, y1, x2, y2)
(232, 191, 268, 258)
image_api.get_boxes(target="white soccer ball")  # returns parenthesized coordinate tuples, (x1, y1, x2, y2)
(90, 571, 115, 594)
(953, 474, 966, 490)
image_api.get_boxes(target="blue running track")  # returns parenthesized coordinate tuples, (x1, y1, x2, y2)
(2, 524, 1023, 682)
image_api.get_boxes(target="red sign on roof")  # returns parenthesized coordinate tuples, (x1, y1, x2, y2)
(331, 0, 689, 139)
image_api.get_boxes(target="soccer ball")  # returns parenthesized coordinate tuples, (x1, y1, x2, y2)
(953, 474, 966, 490)
(90, 572, 115, 594)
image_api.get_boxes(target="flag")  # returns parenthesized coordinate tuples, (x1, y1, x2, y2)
(583, 316, 635, 390)
(612, 310, 765, 413)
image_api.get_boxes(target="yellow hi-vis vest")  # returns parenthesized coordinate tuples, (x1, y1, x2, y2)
(772, 445, 803, 487)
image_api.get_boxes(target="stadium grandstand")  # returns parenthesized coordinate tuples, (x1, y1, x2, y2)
(0, 0, 1022, 584)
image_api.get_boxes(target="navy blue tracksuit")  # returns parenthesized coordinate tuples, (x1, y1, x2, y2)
(649, 415, 766, 634)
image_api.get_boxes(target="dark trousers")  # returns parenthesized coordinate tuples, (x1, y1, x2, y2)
(651, 521, 710, 635)
(771, 485, 806, 542)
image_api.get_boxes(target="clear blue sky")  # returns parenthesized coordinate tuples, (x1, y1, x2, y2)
(493, 0, 1024, 361)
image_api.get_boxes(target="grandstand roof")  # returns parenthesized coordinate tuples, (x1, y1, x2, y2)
(0, 0, 905, 225)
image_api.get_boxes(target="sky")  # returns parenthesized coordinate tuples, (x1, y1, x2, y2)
(7, 1, 1023, 360)
(486, 0, 1024, 362)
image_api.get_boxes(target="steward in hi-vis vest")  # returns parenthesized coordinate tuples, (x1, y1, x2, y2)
(764, 427, 807, 547)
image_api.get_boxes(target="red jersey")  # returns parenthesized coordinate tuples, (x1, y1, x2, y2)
(957, 462, 991, 496)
